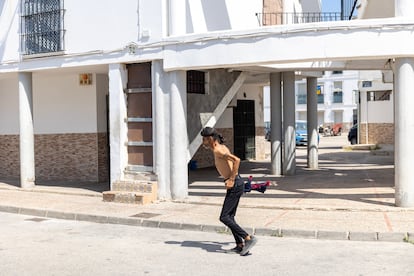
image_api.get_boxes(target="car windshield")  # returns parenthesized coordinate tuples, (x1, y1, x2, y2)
(296, 121, 307, 131)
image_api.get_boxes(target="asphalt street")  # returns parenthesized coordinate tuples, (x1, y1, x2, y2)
(0, 212, 413, 276)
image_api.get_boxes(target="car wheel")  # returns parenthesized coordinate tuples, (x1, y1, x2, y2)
(350, 137, 357, 145)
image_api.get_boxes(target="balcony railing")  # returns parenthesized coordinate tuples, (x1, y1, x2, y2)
(256, 12, 342, 26)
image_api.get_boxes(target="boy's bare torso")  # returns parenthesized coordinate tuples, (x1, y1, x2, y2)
(213, 144, 234, 179)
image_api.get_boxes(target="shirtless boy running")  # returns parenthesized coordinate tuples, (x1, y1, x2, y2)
(200, 127, 257, 256)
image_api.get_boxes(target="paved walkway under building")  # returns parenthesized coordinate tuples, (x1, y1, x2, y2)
(0, 135, 413, 243)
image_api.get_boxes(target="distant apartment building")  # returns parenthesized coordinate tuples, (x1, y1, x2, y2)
(296, 71, 358, 131)
(264, 71, 358, 132)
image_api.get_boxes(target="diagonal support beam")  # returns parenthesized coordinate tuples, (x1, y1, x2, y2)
(188, 71, 247, 160)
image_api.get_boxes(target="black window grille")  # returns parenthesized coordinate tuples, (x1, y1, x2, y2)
(21, 0, 65, 55)
(187, 70, 206, 94)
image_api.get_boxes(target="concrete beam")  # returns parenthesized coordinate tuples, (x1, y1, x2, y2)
(163, 18, 414, 71)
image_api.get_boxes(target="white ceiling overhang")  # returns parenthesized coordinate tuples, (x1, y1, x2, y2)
(162, 17, 414, 72)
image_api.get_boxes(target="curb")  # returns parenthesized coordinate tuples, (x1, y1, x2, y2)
(0, 205, 410, 244)
(178, 200, 414, 213)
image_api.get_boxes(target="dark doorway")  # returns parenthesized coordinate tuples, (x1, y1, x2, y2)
(233, 100, 255, 160)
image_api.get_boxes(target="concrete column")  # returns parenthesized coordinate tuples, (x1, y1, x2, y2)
(395, 0, 414, 17)
(153, 61, 171, 199)
(18, 72, 35, 189)
(170, 70, 188, 200)
(394, 58, 414, 207)
(307, 77, 318, 169)
(283, 72, 296, 175)
(169, 0, 186, 35)
(108, 64, 128, 188)
(270, 73, 282, 175)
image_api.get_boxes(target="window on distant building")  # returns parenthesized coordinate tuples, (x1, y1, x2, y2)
(332, 71, 343, 74)
(333, 91, 343, 103)
(333, 81, 343, 103)
(296, 83, 306, 104)
(187, 70, 208, 94)
(317, 84, 324, 104)
(21, 0, 65, 56)
(367, 90, 392, 101)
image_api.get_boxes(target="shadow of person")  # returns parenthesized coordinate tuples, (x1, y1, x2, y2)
(165, 240, 231, 253)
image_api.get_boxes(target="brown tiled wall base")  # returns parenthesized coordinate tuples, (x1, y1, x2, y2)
(359, 123, 394, 145)
(0, 133, 109, 182)
(0, 135, 20, 179)
(97, 133, 109, 182)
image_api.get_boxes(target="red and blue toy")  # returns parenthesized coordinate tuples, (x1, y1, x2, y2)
(244, 176, 270, 193)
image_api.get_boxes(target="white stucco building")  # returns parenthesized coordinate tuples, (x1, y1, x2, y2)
(2, 0, 414, 207)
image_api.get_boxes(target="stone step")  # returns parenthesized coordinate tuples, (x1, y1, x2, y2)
(112, 180, 157, 193)
(102, 191, 153, 205)
(124, 169, 157, 181)
(103, 180, 158, 205)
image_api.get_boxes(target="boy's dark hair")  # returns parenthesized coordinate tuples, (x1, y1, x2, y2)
(200, 127, 225, 144)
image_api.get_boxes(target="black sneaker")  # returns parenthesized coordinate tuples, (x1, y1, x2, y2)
(224, 246, 243, 254)
(240, 236, 257, 256)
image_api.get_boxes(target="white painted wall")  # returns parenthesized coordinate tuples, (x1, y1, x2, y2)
(284, 0, 321, 13)
(0, 0, 264, 63)
(358, 0, 395, 19)
(0, 1, 20, 63)
(0, 0, 162, 62)
(0, 74, 19, 134)
(359, 70, 394, 124)
(96, 74, 109, 133)
(187, 0, 262, 33)
(33, 72, 98, 134)
(300, 0, 321, 12)
(64, 0, 140, 53)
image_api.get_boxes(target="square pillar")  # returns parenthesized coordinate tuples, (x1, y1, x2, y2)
(270, 73, 282, 175)
(18, 72, 35, 188)
(394, 58, 414, 207)
(108, 64, 129, 187)
(283, 72, 296, 176)
(307, 77, 318, 169)
(169, 70, 188, 199)
(153, 61, 172, 200)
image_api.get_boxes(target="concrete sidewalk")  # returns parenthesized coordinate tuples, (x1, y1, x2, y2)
(0, 136, 413, 243)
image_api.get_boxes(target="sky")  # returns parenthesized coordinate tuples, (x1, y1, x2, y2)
(321, 0, 341, 13)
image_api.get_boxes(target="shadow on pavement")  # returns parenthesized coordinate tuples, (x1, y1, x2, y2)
(165, 240, 231, 253)
(188, 149, 395, 208)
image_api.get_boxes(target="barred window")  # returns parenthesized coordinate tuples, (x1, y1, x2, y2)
(187, 70, 207, 94)
(21, 0, 65, 55)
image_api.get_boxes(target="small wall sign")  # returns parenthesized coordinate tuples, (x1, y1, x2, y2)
(79, 73, 92, 85)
